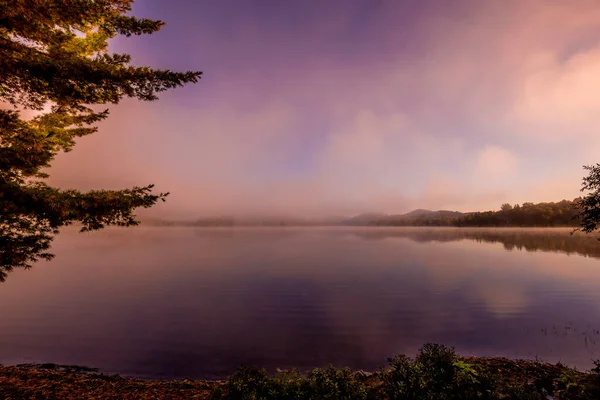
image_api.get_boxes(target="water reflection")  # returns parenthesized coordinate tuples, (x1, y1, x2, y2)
(0, 227, 598, 379)
(343, 227, 600, 259)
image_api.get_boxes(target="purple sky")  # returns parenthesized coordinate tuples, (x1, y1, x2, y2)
(47, 0, 600, 217)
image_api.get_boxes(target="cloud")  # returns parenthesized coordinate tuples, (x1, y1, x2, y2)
(36, 0, 600, 217)
(508, 48, 600, 142)
(475, 146, 518, 178)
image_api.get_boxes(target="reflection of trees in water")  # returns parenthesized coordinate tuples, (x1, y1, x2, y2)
(348, 229, 600, 259)
(3, 227, 598, 283)
(193, 227, 600, 259)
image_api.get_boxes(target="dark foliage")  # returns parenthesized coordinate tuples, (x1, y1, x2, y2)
(576, 164, 600, 236)
(0, 0, 201, 281)
(213, 344, 600, 400)
(340, 200, 580, 228)
(212, 366, 368, 400)
(454, 200, 580, 228)
(1, 344, 599, 399)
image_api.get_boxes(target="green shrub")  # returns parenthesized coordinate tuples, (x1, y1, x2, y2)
(213, 365, 368, 400)
(552, 362, 600, 400)
(212, 346, 598, 400)
(382, 343, 491, 399)
(381, 343, 545, 400)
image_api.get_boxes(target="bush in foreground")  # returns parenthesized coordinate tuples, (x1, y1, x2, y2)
(212, 366, 367, 400)
(214, 344, 600, 400)
(1, 344, 600, 399)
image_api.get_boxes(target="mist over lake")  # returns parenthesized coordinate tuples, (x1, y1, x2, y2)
(1, 227, 599, 379)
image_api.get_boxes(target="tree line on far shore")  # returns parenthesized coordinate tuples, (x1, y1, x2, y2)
(151, 199, 582, 228)
(337, 200, 579, 228)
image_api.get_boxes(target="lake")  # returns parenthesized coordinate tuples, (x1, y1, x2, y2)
(1, 227, 600, 379)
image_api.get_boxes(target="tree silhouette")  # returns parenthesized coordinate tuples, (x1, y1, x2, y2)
(0, 0, 201, 281)
(577, 164, 600, 236)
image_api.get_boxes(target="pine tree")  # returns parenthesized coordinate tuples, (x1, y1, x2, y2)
(0, 0, 201, 281)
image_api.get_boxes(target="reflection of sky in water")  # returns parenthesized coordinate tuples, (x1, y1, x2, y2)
(0, 227, 599, 379)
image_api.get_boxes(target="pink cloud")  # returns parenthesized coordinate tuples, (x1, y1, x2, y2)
(37, 1, 600, 217)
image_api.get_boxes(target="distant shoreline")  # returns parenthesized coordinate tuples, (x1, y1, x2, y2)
(143, 222, 580, 228)
(143, 199, 582, 229)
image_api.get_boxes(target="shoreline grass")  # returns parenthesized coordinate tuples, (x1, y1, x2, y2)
(1, 344, 599, 399)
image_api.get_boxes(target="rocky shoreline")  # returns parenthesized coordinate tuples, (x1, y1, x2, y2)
(1, 351, 599, 399)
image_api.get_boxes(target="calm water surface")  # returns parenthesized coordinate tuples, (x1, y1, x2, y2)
(1, 227, 600, 379)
